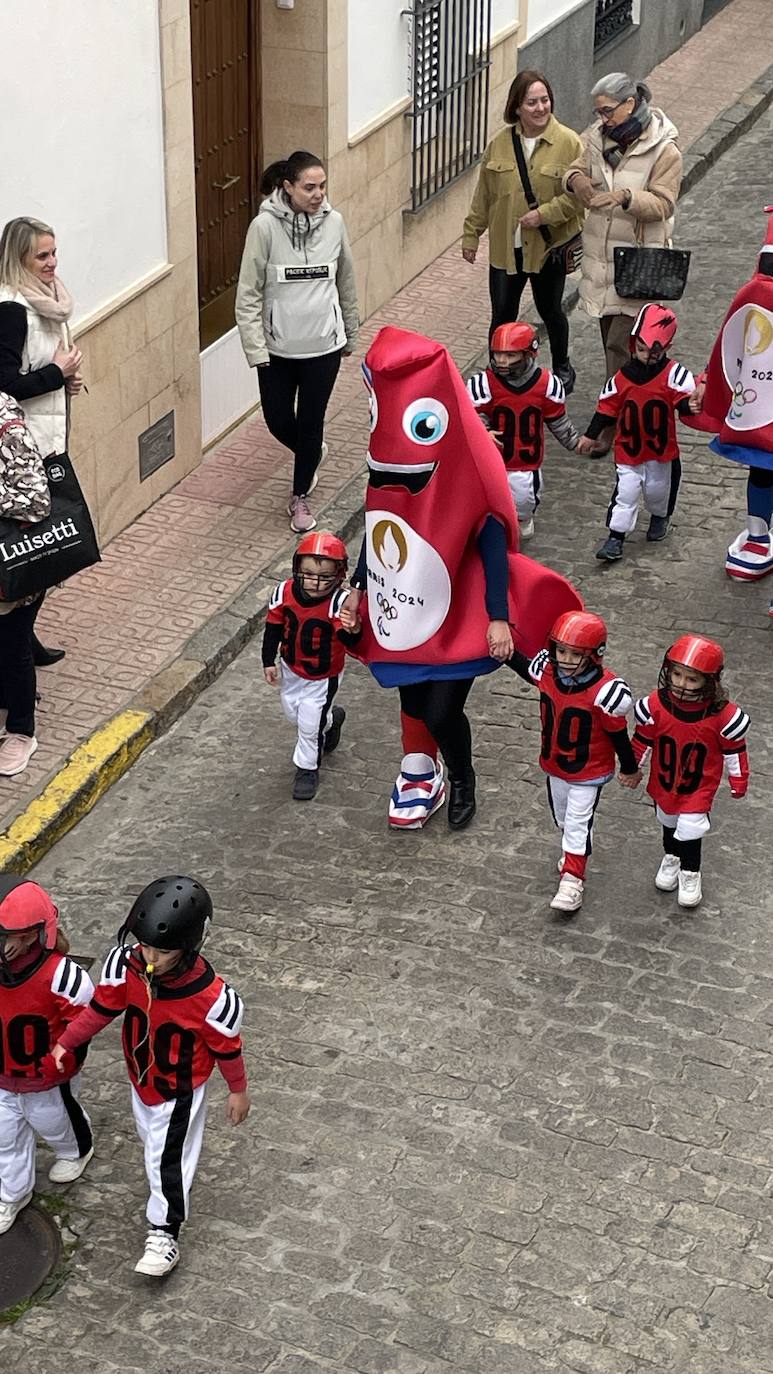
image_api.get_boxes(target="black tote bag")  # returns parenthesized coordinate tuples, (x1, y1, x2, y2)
(0, 451, 100, 602)
(613, 202, 690, 301)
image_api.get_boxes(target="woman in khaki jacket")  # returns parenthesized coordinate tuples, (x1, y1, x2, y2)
(564, 73, 683, 377)
(462, 71, 584, 394)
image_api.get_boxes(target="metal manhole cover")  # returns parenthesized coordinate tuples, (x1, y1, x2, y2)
(0, 1204, 61, 1313)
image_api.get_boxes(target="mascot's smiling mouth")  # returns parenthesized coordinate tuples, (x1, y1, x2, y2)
(367, 453, 438, 493)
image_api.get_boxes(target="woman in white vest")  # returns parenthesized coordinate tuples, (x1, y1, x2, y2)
(563, 74, 683, 377)
(0, 216, 83, 666)
(236, 150, 359, 536)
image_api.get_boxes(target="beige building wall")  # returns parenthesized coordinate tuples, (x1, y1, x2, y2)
(262, 1, 525, 325)
(68, 0, 201, 546)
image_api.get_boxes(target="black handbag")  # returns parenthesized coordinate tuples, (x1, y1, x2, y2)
(0, 449, 100, 602)
(511, 128, 583, 274)
(613, 205, 691, 301)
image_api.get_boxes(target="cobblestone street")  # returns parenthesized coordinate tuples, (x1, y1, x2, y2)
(3, 106, 773, 1374)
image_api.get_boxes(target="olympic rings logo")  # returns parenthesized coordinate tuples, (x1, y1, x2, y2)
(376, 592, 398, 621)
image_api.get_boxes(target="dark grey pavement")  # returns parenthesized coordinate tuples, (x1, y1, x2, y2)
(4, 111, 773, 1374)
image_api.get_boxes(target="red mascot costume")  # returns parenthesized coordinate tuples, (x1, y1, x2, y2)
(347, 325, 582, 831)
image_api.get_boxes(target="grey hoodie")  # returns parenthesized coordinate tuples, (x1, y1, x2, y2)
(235, 189, 359, 366)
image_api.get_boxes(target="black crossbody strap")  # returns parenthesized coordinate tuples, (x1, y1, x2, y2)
(511, 127, 552, 246)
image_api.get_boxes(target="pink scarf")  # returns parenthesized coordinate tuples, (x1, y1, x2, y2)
(17, 273, 74, 325)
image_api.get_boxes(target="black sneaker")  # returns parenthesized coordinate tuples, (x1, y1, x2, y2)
(292, 767, 319, 801)
(448, 771, 476, 829)
(646, 515, 670, 542)
(595, 533, 625, 562)
(323, 706, 346, 754)
(554, 361, 576, 396)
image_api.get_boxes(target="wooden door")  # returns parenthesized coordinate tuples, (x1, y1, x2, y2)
(190, 0, 261, 347)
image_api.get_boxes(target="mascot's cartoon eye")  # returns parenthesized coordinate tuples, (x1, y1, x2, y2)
(368, 388, 379, 433)
(402, 397, 449, 446)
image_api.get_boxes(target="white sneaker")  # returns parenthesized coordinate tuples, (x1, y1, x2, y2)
(287, 494, 316, 534)
(519, 517, 535, 541)
(0, 733, 37, 776)
(49, 1146, 94, 1184)
(0, 1191, 33, 1235)
(550, 874, 584, 912)
(655, 854, 681, 892)
(134, 1229, 180, 1277)
(677, 870, 703, 908)
(307, 439, 328, 495)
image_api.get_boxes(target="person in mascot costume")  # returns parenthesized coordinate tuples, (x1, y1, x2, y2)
(341, 325, 582, 831)
(685, 205, 773, 613)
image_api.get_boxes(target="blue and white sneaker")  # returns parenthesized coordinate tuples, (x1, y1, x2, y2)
(389, 753, 445, 829)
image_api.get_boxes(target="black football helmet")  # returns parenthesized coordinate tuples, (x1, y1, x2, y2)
(119, 876, 212, 952)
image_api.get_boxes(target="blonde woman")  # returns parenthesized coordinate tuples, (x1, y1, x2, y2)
(0, 216, 83, 666)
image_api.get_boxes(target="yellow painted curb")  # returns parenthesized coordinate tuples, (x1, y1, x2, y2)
(0, 708, 154, 874)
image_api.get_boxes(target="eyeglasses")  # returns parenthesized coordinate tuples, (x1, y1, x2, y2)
(594, 101, 624, 121)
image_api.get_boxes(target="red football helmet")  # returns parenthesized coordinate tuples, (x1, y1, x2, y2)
(548, 611, 607, 676)
(659, 634, 724, 701)
(491, 322, 539, 356)
(0, 877, 59, 984)
(630, 303, 678, 355)
(293, 532, 348, 584)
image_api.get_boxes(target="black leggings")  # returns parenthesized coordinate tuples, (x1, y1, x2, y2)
(0, 595, 41, 736)
(399, 679, 475, 777)
(489, 253, 569, 367)
(257, 350, 342, 496)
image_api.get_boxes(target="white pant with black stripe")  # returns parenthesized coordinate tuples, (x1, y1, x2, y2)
(547, 777, 604, 868)
(132, 1083, 207, 1234)
(0, 1075, 92, 1202)
(608, 460, 673, 533)
(279, 660, 339, 770)
(507, 468, 542, 522)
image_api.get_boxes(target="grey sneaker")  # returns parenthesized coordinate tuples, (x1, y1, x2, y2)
(287, 494, 316, 534)
(293, 767, 319, 801)
(595, 533, 624, 562)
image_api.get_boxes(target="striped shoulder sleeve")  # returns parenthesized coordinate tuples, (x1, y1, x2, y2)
(720, 704, 750, 744)
(594, 676, 633, 719)
(99, 945, 130, 986)
(205, 981, 245, 1039)
(330, 587, 349, 619)
(268, 579, 288, 612)
(528, 647, 549, 682)
(466, 371, 492, 407)
(544, 371, 566, 405)
(668, 361, 696, 395)
(599, 375, 618, 402)
(634, 695, 654, 727)
(51, 956, 95, 1008)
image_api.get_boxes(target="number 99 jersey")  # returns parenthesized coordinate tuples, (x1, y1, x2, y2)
(528, 650, 634, 782)
(466, 368, 566, 471)
(597, 361, 695, 466)
(633, 692, 750, 812)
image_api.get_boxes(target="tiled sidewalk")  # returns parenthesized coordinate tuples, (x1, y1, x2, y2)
(7, 0, 773, 829)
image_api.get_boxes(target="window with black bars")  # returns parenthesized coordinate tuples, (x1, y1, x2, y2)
(407, 0, 492, 212)
(594, 0, 635, 54)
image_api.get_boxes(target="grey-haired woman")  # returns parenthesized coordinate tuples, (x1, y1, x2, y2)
(564, 73, 683, 376)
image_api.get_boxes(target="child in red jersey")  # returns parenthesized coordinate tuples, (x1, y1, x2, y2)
(263, 531, 361, 801)
(467, 322, 582, 540)
(52, 876, 250, 1278)
(508, 612, 641, 913)
(0, 877, 94, 1234)
(632, 635, 750, 909)
(583, 304, 696, 562)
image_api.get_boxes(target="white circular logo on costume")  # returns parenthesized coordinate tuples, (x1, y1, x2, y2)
(365, 510, 451, 650)
(47, 463, 66, 482)
(721, 303, 773, 431)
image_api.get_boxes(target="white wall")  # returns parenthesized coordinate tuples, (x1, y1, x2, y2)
(0, 2, 167, 323)
(348, 0, 410, 137)
(526, 0, 586, 41)
(492, 0, 520, 38)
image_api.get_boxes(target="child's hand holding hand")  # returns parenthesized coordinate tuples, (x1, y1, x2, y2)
(688, 382, 705, 414)
(487, 620, 513, 661)
(227, 1091, 251, 1125)
(618, 769, 642, 790)
(576, 436, 595, 455)
(264, 666, 279, 686)
(339, 589, 362, 630)
(49, 1043, 69, 1073)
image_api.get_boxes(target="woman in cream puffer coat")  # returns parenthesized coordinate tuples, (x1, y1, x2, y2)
(564, 73, 683, 377)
